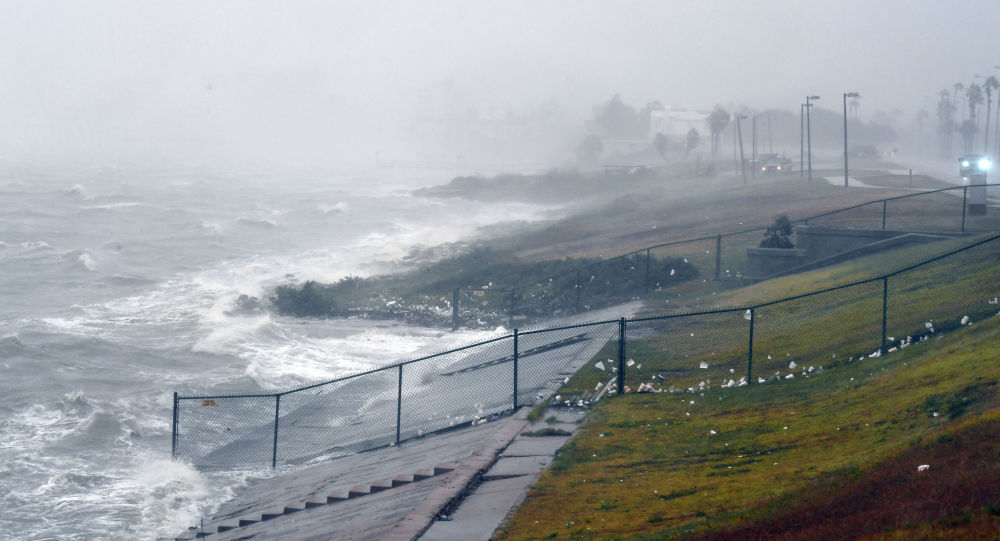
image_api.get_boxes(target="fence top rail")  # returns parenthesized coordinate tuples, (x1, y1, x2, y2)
(557, 184, 992, 267)
(518, 317, 621, 337)
(631, 231, 1000, 323)
(177, 392, 278, 400)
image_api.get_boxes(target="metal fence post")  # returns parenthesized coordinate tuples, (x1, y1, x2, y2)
(272, 394, 281, 469)
(171, 392, 178, 459)
(513, 329, 519, 409)
(396, 365, 403, 445)
(747, 308, 755, 384)
(617, 318, 626, 393)
(452, 288, 459, 331)
(575, 269, 581, 313)
(881, 200, 887, 230)
(508, 289, 515, 328)
(644, 250, 651, 293)
(881, 277, 888, 355)
(962, 187, 967, 232)
(714, 234, 722, 280)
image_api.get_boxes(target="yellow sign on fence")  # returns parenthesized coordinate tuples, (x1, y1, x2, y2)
(201, 399, 219, 407)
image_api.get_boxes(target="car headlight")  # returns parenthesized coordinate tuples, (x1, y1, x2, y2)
(777, 166, 782, 170)
(761, 167, 766, 171)
(978, 158, 991, 170)
(962, 160, 970, 167)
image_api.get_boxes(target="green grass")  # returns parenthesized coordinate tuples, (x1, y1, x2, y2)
(497, 313, 1000, 540)
(496, 235, 1000, 540)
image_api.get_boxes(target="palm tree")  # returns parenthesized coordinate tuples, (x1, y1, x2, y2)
(937, 89, 956, 158)
(967, 83, 983, 125)
(983, 76, 999, 153)
(954, 82, 965, 121)
(706, 106, 730, 157)
(958, 119, 978, 153)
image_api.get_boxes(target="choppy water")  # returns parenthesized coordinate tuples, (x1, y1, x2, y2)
(0, 164, 550, 540)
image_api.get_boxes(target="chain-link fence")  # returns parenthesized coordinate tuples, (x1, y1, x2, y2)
(442, 185, 1000, 329)
(174, 232, 1000, 469)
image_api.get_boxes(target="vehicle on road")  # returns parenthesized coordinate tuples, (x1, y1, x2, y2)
(959, 154, 991, 183)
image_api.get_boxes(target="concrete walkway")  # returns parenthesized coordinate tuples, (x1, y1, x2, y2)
(170, 405, 585, 540)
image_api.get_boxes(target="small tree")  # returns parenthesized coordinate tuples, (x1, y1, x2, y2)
(653, 132, 668, 160)
(759, 213, 794, 248)
(685, 128, 700, 157)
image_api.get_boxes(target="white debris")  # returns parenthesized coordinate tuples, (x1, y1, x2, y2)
(785, 373, 795, 379)
(627, 359, 635, 367)
(726, 379, 736, 388)
(709, 430, 717, 435)
(961, 315, 970, 325)
(595, 361, 605, 371)
(670, 269, 675, 276)
(699, 361, 709, 369)
(917, 464, 930, 472)
(729, 368, 735, 374)
(744, 309, 752, 320)
(555, 395, 561, 401)
(757, 377, 766, 384)
(789, 361, 797, 369)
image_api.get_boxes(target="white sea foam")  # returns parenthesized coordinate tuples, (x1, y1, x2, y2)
(78, 252, 99, 271)
(319, 201, 348, 213)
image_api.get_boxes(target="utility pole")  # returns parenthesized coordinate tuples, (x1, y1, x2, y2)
(736, 114, 748, 185)
(844, 92, 860, 188)
(806, 95, 820, 181)
(800, 103, 805, 177)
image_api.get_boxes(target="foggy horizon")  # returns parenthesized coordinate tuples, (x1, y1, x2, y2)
(2, 0, 999, 169)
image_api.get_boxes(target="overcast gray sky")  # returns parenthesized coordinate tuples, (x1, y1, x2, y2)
(2, 0, 998, 167)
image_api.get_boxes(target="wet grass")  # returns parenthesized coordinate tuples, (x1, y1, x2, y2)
(497, 315, 1000, 540)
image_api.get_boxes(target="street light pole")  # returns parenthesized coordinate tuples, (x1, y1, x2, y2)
(752, 115, 757, 177)
(843, 92, 860, 188)
(736, 114, 748, 185)
(806, 95, 820, 181)
(800, 103, 805, 177)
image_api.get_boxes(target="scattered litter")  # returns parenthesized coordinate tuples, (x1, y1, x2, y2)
(627, 359, 635, 367)
(785, 373, 794, 380)
(595, 361, 606, 371)
(789, 361, 797, 369)
(699, 361, 709, 369)
(709, 430, 717, 435)
(917, 464, 930, 472)
(744, 309, 752, 320)
(932, 411, 939, 417)
(670, 269, 675, 276)
(990, 297, 998, 305)
(961, 315, 970, 325)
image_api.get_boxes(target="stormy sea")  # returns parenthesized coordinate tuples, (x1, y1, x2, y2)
(0, 164, 550, 540)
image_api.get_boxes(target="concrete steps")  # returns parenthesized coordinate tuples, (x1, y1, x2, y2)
(173, 462, 457, 540)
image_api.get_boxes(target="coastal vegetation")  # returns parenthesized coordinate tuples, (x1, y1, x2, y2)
(496, 235, 1000, 540)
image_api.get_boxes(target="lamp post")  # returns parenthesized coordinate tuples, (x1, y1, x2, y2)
(751, 115, 757, 177)
(806, 95, 820, 181)
(736, 114, 748, 185)
(843, 92, 860, 187)
(800, 103, 805, 177)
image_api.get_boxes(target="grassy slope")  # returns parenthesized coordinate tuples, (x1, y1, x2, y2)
(497, 258, 1000, 540)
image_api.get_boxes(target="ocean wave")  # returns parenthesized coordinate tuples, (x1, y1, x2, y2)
(78, 251, 99, 271)
(235, 217, 278, 229)
(319, 201, 348, 213)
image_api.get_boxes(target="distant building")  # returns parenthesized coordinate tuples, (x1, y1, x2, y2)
(649, 107, 710, 139)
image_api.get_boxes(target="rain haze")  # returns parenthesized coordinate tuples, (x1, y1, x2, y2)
(4, 2, 1000, 540)
(2, 0, 999, 168)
